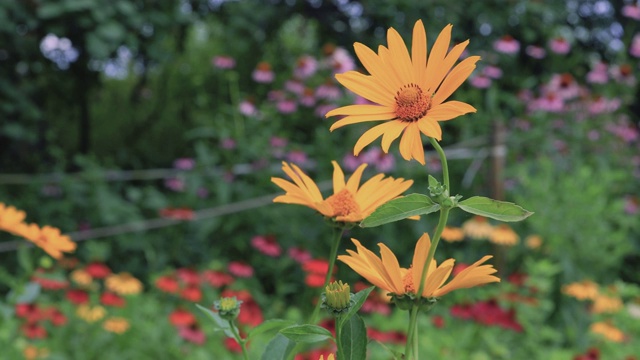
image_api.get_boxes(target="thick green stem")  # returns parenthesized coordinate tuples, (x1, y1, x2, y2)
(309, 226, 344, 324)
(404, 306, 420, 360)
(228, 319, 249, 360)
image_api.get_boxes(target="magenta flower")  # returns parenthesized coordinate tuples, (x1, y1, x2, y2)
(276, 99, 297, 114)
(622, 4, 640, 20)
(252, 62, 275, 83)
(239, 99, 258, 117)
(630, 34, 640, 58)
(288, 247, 312, 264)
(228, 261, 254, 278)
(173, 158, 195, 170)
(470, 74, 492, 89)
(525, 45, 546, 59)
(586, 62, 609, 84)
(212, 55, 236, 70)
(549, 37, 571, 54)
(328, 47, 356, 74)
(294, 55, 318, 79)
(251, 235, 282, 257)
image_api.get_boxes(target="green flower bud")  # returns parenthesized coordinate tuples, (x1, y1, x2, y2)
(214, 297, 243, 321)
(321, 280, 355, 316)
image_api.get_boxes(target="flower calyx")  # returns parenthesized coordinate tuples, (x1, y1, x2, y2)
(321, 280, 355, 316)
(214, 296, 243, 321)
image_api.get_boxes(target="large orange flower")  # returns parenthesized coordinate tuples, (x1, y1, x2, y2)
(13, 223, 77, 260)
(271, 161, 413, 224)
(326, 20, 480, 164)
(338, 233, 499, 298)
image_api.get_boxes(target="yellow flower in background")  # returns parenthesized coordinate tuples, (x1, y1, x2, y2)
(0, 203, 26, 233)
(23, 345, 49, 360)
(441, 226, 465, 242)
(105, 272, 143, 295)
(462, 216, 494, 240)
(70, 269, 94, 287)
(489, 224, 519, 246)
(590, 321, 625, 342)
(338, 233, 499, 299)
(14, 223, 76, 260)
(592, 294, 623, 314)
(272, 161, 413, 223)
(525, 234, 543, 249)
(319, 355, 335, 360)
(76, 304, 106, 323)
(326, 20, 480, 164)
(103, 317, 130, 334)
(562, 280, 599, 301)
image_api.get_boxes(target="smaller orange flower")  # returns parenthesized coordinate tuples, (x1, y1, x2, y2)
(105, 272, 143, 295)
(591, 294, 623, 314)
(76, 304, 106, 323)
(489, 224, 519, 246)
(338, 233, 500, 299)
(462, 216, 493, 240)
(14, 223, 76, 260)
(441, 226, 465, 242)
(562, 280, 599, 301)
(272, 161, 413, 223)
(525, 235, 543, 249)
(590, 321, 625, 342)
(103, 317, 130, 334)
(0, 203, 26, 233)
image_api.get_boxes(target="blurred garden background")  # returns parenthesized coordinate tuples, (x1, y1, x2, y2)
(1, 0, 639, 359)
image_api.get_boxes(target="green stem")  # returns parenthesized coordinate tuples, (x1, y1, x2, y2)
(429, 137, 449, 190)
(309, 226, 344, 324)
(335, 314, 344, 359)
(404, 306, 420, 360)
(228, 319, 249, 360)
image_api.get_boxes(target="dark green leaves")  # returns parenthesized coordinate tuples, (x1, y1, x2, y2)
(360, 194, 440, 228)
(458, 196, 533, 222)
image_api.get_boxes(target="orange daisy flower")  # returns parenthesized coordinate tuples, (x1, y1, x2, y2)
(271, 161, 413, 224)
(338, 233, 499, 299)
(326, 20, 480, 164)
(14, 223, 76, 260)
(0, 202, 27, 233)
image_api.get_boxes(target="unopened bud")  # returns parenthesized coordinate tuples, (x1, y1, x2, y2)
(321, 280, 354, 316)
(214, 297, 242, 321)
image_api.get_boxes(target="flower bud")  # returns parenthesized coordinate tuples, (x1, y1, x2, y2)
(214, 297, 243, 321)
(321, 280, 354, 316)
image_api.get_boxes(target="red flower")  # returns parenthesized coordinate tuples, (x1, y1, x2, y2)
(177, 268, 200, 286)
(31, 270, 69, 290)
(302, 259, 335, 288)
(367, 328, 406, 344)
(228, 261, 254, 278)
(507, 272, 528, 287)
(49, 308, 67, 326)
(180, 286, 202, 302)
(100, 292, 126, 307)
(224, 337, 243, 353)
(21, 323, 47, 339)
(201, 270, 234, 288)
(85, 262, 111, 279)
(251, 235, 282, 257)
(155, 275, 180, 294)
(159, 207, 195, 220)
(66, 289, 89, 304)
(15, 303, 37, 319)
(452, 263, 470, 276)
(178, 324, 206, 345)
(432, 315, 445, 328)
(169, 308, 196, 327)
(288, 247, 312, 263)
(450, 299, 523, 332)
(305, 273, 326, 288)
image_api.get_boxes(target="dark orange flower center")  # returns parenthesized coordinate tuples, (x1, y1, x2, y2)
(325, 188, 360, 217)
(394, 83, 431, 122)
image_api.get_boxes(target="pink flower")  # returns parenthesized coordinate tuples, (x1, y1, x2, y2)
(228, 262, 254, 278)
(622, 4, 640, 20)
(299, 88, 316, 107)
(294, 55, 318, 79)
(220, 138, 236, 150)
(530, 93, 564, 113)
(610, 64, 636, 86)
(630, 34, 640, 58)
(586, 62, 609, 84)
(482, 65, 503, 79)
(251, 235, 282, 257)
(212, 55, 236, 69)
(588, 96, 621, 114)
(545, 73, 581, 100)
(173, 158, 195, 170)
(493, 35, 520, 54)
(549, 37, 571, 54)
(284, 80, 305, 95)
(470, 74, 492, 89)
(276, 99, 297, 114)
(239, 99, 258, 117)
(178, 324, 206, 345)
(252, 62, 274, 83)
(342, 153, 362, 172)
(286, 150, 308, 165)
(270, 136, 287, 148)
(201, 270, 234, 288)
(329, 47, 356, 74)
(360, 147, 395, 172)
(164, 177, 185, 192)
(525, 45, 546, 59)
(315, 82, 341, 100)
(624, 196, 639, 215)
(288, 247, 312, 264)
(315, 103, 337, 118)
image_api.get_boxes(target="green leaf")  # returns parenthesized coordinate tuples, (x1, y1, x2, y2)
(338, 286, 374, 330)
(428, 175, 440, 188)
(457, 196, 533, 222)
(248, 319, 295, 341)
(260, 333, 296, 360)
(194, 304, 235, 338)
(279, 324, 333, 343)
(339, 314, 367, 360)
(360, 194, 440, 228)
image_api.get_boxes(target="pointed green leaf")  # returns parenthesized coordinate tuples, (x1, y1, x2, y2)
(360, 194, 440, 228)
(248, 319, 295, 341)
(457, 196, 533, 222)
(339, 314, 367, 360)
(260, 333, 296, 360)
(428, 175, 440, 188)
(195, 303, 235, 338)
(338, 286, 374, 330)
(280, 324, 333, 343)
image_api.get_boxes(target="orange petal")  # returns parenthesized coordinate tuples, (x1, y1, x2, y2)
(427, 101, 476, 122)
(425, 24, 453, 93)
(432, 56, 480, 106)
(417, 118, 443, 140)
(353, 121, 398, 155)
(412, 20, 428, 87)
(333, 71, 395, 107)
